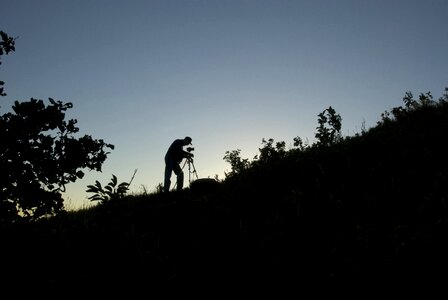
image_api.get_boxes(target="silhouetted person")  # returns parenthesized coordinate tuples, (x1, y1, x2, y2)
(164, 136, 194, 193)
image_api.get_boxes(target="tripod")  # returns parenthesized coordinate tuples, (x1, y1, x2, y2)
(172, 156, 198, 191)
(182, 156, 199, 185)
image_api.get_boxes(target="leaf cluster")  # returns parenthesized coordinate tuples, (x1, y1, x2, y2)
(0, 30, 17, 96)
(86, 175, 130, 204)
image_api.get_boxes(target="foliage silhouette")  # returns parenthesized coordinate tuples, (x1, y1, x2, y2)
(257, 138, 286, 164)
(86, 170, 137, 204)
(223, 106, 342, 178)
(0, 31, 114, 223)
(0, 30, 16, 97)
(0, 99, 114, 223)
(314, 106, 342, 147)
(292, 136, 309, 151)
(223, 149, 250, 177)
(379, 89, 447, 125)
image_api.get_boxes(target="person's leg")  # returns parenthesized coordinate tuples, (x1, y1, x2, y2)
(173, 163, 184, 191)
(164, 160, 174, 193)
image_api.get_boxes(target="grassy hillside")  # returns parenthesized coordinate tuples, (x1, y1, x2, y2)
(1, 96, 448, 293)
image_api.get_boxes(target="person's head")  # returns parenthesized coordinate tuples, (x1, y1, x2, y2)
(184, 136, 192, 145)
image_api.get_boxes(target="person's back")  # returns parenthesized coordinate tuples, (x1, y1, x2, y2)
(165, 139, 186, 163)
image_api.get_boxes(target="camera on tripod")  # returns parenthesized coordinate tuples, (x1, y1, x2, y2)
(181, 146, 198, 184)
(185, 147, 195, 161)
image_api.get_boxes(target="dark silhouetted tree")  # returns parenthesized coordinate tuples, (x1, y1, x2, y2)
(315, 106, 342, 146)
(0, 30, 114, 223)
(0, 98, 114, 223)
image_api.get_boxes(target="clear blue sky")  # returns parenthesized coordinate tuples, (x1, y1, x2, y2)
(1, 0, 447, 210)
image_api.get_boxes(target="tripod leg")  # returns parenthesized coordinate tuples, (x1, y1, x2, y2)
(188, 161, 191, 185)
(190, 160, 199, 180)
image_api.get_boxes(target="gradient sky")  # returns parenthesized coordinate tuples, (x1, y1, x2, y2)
(1, 0, 447, 210)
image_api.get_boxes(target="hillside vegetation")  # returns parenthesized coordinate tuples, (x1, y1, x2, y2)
(1, 90, 448, 292)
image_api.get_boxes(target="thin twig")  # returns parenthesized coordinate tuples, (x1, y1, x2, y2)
(128, 168, 138, 186)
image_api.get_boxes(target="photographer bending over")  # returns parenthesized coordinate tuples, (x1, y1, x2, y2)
(163, 136, 194, 193)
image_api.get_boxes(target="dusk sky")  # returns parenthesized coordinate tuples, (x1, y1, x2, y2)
(1, 0, 447, 210)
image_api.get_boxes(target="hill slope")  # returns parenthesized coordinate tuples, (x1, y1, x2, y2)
(1, 99, 448, 293)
